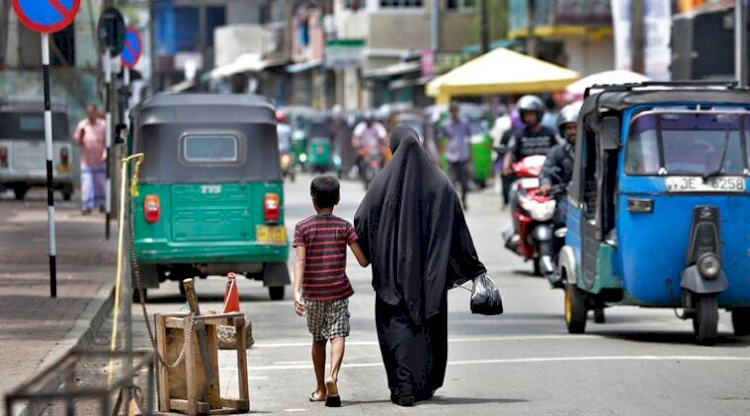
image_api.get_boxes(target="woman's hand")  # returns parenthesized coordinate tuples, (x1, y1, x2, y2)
(294, 291, 305, 316)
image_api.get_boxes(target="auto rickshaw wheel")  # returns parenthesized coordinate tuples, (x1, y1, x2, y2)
(13, 185, 28, 200)
(269, 286, 285, 301)
(564, 283, 587, 334)
(731, 308, 750, 336)
(693, 295, 719, 345)
(593, 308, 606, 323)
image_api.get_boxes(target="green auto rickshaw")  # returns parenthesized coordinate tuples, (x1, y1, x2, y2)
(128, 93, 290, 301)
(468, 118, 493, 188)
(306, 113, 336, 174)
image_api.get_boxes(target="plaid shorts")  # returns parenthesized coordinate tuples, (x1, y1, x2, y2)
(305, 298, 350, 341)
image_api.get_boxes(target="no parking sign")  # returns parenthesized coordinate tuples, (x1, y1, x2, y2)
(11, 0, 82, 298)
(121, 26, 142, 68)
(11, 0, 81, 33)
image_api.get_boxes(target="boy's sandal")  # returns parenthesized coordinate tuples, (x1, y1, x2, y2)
(309, 392, 326, 402)
(325, 394, 342, 407)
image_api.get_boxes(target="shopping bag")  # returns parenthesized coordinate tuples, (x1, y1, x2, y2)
(470, 273, 504, 315)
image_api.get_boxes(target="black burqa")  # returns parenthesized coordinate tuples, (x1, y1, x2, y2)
(354, 126, 486, 402)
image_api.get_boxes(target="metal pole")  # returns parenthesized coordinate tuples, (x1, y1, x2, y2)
(526, 0, 537, 57)
(631, 0, 645, 74)
(430, 0, 439, 52)
(736, 0, 747, 87)
(42, 33, 57, 298)
(481, 0, 490, 54)
(105, 48, 112, 239)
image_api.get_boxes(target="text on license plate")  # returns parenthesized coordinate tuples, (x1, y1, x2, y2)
(256, 225, 287, 244)
(665, 176, 747, 193)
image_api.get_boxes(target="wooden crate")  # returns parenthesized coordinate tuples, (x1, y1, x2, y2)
(154, 312, 249, 415)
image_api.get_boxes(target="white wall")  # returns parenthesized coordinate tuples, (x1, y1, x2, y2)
(563, 35, 616, 76)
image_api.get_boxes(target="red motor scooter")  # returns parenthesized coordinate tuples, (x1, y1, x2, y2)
(503, 155, 562, 277)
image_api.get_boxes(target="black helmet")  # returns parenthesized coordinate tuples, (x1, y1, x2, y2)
(516, 95, 545, 124)
(556, 102, 582, 137)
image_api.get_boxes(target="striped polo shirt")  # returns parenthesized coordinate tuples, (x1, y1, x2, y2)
(293, 214, 358, 301)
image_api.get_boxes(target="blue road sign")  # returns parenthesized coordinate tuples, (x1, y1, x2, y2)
(11, 0, 81, 34)
(121, 26, 142, 68)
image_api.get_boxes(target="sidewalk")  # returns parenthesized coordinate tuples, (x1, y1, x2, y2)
(0, 189, 117, 415)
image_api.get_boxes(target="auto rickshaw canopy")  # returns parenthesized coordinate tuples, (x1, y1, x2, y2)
(129, 93, 281, 183)
(425, 48, 580, 104)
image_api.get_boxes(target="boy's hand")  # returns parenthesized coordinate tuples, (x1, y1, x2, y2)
(294, 291, 305, 316)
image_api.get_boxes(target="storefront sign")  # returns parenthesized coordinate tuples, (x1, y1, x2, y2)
(324, 38, 365, 69)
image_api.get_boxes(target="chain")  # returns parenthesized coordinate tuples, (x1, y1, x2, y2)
(126, 156, 195, 370)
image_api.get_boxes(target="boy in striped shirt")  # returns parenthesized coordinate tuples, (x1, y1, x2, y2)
(293, 176, 369, 407)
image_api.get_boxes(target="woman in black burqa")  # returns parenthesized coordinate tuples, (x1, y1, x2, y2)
(354, 126, 487, 407)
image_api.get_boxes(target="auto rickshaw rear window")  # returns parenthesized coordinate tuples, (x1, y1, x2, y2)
(625, 112, 750, 176)
(19, 115, 44, 132)
(183, 134, 239, 163)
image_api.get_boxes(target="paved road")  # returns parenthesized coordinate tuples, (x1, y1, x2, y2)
(96, 173, 750, 415)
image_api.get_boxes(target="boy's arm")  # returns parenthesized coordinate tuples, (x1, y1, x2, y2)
(349, 241, 370, 267)
(293, 246, 306, 316)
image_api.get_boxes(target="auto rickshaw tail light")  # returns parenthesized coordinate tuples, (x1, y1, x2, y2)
(144, 195, 161, 223)
(0, 146, 8, 168)
(60, 147, 69, 165)
(264, 193, 280, 223)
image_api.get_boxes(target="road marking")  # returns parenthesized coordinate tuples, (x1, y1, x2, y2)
(248, 355, 750, 372)
(253, 334, 595, 348)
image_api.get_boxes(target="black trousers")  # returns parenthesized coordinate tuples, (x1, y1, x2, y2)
(375, 296, 448, 401)
(501, 173, 515, 204)
(449, 161, 470, 205)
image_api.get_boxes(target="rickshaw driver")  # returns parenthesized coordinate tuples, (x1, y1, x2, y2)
(539, 102, 580, 288)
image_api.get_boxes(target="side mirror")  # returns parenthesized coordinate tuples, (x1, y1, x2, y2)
(600, 116, 621, 150)
(115, 123, 127, 145)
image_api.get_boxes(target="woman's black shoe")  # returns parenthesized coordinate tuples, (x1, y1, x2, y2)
(392, 395, 415, 407)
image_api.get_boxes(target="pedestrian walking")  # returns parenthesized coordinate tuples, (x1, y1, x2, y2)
(354, 126, 487, 407)
(439, 102, 473, 211)
(73, 103, 107, 215)
(292, 176, 369, 408)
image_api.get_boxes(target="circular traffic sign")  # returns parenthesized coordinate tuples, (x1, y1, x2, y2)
(121, 26, 142, 68)
(97, 6, 125, 55)
(11, 0, 81, 34)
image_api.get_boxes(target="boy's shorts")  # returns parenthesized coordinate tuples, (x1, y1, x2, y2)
(305, 298, 350, 341)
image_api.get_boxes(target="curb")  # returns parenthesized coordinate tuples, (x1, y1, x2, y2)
(7, 283, 115, 416)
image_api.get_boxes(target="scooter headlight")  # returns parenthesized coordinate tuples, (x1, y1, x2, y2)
(697, 253, 721, 279)
(518, 194, 556, 222)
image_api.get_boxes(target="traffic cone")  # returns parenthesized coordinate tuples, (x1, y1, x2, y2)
(222, 272, 240, 313)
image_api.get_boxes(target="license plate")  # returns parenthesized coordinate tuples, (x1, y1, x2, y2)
(518, 177, 540, 189)
(665, 176, 747, 193)
(256, 225, 287, 244)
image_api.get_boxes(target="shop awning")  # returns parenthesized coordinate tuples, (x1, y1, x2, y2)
(209, 53, 288, 80)
(426, 48, 580, 104)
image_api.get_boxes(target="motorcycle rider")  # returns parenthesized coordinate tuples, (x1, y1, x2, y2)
(352, 111, 388, 179)
(502, 95, 559, 207)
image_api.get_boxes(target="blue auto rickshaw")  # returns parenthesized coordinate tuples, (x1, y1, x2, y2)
(558, 82, 750, 345)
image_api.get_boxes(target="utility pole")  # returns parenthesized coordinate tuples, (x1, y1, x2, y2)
(736, 0, 747, 87)
(631, 0, 645, 74)
(526, 0, 536, 57)
(481, 0, 490, 54)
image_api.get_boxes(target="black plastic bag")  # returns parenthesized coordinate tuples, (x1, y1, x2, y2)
(470, 274, 504, 315)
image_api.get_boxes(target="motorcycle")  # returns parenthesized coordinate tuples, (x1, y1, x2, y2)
(279, 151, 295, 182)
(503, 155, 565, 281)
(360, 144, 384, 190)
